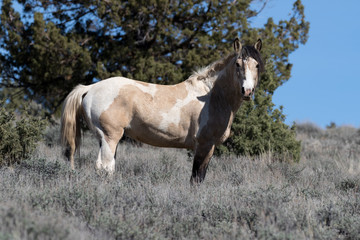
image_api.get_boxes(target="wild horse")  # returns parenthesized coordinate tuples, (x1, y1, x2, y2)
(61, 38, 264, 184)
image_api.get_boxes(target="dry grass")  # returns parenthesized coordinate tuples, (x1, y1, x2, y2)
(1, 123, 360, 239)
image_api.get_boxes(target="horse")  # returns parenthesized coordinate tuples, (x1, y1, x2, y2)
(60, 38, 264, 184)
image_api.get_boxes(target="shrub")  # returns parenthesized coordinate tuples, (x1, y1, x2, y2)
(0, 102, 46, 166)
(217, 97, 301, 162)
(296, 122, 323, 138)
(326, 122, 337, 129)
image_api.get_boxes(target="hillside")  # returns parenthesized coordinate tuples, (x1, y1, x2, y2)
(0, 123, 359, 239)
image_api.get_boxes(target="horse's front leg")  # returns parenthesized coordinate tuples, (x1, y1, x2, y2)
(190, 143, 215, 185)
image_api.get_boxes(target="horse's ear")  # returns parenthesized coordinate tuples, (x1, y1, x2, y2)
(233, 38, 242, 53)
(254, 39, 262, 52)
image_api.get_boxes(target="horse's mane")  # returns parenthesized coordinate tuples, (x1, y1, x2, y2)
(185, 53, 235, 90)
(189, 45, 264, 83)
(190, 52, 237, 81)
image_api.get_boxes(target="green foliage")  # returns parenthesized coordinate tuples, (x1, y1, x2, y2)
(0, 0, 309, 160)
(217, 99, 301, 161)
(327, 121, 337, 129)
(0, 102, 46, 166)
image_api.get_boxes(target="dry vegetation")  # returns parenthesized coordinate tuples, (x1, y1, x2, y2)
(1, 123, 360, 239)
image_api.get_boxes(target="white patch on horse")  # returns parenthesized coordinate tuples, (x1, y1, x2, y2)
(133, 82, 157, 97)
(243, 61, 255, 91)
(159, 82, 206, 132)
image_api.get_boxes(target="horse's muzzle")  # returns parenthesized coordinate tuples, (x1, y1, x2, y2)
(242, 87, 254, 101)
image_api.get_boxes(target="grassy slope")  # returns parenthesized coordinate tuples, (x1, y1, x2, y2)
(0, 123, 360, 239)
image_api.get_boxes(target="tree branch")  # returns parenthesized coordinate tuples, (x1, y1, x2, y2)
(247, 0, 269, 18)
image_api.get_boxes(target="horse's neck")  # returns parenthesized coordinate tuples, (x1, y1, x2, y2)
(211, 66, 243, 112)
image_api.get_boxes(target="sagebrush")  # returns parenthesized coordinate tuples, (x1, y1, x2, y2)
(0, 123, 360, 239)
(0, 103, 46, 166)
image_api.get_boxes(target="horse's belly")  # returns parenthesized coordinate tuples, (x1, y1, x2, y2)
(124, 119, 195, 149)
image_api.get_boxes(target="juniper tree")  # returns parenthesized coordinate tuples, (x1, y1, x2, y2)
(0, 0, 309, 160)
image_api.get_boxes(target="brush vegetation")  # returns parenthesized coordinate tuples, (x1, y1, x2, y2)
(0, 103, 46, 167)
(0, 123, 360, 239)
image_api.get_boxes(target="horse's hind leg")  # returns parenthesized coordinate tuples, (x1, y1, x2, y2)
(190, 143, 215, 185)
(96, 143, 102, 170)
(96, 127, 124, 174)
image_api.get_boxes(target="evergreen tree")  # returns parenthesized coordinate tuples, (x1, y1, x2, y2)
(0, 0, 309, 160)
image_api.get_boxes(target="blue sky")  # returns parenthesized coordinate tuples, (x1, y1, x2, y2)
(251, 0, 360, 128)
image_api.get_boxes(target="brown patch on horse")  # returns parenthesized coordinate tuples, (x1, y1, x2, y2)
(151, 83, 188, 111)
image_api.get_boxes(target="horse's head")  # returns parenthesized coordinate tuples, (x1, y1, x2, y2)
(233, 38, 264, 101)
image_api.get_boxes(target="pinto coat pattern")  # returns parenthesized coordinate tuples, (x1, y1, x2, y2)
(61, 38, 264, 184)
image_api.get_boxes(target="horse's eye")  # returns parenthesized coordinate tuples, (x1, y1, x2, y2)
(236, 62, 241, 67)
(256, 64, 259, 69)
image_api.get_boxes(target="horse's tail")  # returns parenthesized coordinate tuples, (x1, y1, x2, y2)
(60, 84, 92, 169)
